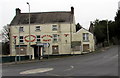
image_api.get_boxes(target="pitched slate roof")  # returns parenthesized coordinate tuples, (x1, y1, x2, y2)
(10, 10, 74, 26)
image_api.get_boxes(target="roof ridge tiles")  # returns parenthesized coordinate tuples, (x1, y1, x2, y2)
(21, 11, 71, 14)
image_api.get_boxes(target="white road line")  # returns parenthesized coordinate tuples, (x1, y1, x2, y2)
(20, 68, 54, 75)
(64, 65, 74, 71)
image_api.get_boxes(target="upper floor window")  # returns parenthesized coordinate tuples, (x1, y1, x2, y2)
(53, 34, 58, 42)
(52, 25, 58, 31)
(19, 27, 24, 32)
(83, 33, 89, 42)
(36, 35, 41, 42)
(19, 36, 24, 43)
(35, 26, 41, 31)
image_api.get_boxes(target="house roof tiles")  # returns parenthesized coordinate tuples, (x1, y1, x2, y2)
(10, 11, 74, 26)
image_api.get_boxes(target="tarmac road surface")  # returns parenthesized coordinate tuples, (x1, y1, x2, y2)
(2, 46, 118, 76)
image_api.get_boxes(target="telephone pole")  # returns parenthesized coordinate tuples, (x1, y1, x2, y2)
(27, 2, 31, 59)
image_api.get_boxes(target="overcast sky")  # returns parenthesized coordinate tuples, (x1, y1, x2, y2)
(0, 0, 119, 30)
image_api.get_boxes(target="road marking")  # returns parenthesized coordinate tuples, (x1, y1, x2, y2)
(64, 65, 74, 71)
(20, 68, 53, 75)
(46, 73, 60, 76)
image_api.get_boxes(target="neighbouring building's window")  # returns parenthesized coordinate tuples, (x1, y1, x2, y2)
(35, 26, 41, 31)
(36, 35, 41, 42)
(19, 27, 24, 32)
(53, 34, 58, 42)
(83, 33, 89, 42)
(19, 36, 24, 43)
(52, 25, 58, 31)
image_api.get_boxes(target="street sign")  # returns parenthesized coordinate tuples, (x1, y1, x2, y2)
(43, 43, 50, 47)
(37, 43, 44, 46)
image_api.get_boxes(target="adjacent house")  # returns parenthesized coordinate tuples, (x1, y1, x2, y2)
(9, 7, 95, 59)
(72, 27, 95, 54)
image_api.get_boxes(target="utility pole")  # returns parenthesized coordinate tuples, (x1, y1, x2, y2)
(19, 26, 21, 61)
(107, 20, 110, 46)
(27, 2, 31, 59)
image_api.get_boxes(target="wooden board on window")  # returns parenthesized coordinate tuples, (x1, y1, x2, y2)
(52, 45, 59, 54)
(15, 47, 27, 55)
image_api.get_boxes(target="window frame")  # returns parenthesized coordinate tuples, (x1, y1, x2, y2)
(19, 27, 24, 32)
(53, 34, 58, 42)
(83, 33, 89, 42)
(19, 36, 24, 43)
(35, 26, 41, 31)
(36, 35, 41, 42)
(52, 25, 58, 31)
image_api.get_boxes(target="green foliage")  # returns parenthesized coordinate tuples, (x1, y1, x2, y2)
(93, 19, 107, 44)
(115, 10, 120, 41)
(93, 19, 117, 45)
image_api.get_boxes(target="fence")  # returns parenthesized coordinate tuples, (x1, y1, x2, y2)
(1, 56, 29, 63)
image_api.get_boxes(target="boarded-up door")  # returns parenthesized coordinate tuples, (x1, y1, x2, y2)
(83, 44, 89, 52)
(52, 45, 59, 54)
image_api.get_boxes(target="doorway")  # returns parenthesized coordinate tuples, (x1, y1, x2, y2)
(52, 45, 59, 54)
(34, 46, 41, 59)
(83, 44, 89, 52)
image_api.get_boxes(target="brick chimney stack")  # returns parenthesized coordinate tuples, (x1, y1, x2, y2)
(16, 8, 21, 15)
(71, 6, 74, 14)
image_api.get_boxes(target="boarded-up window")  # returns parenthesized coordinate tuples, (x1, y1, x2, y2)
(52, 45, 59, 54)
(16, 47, 27, 55)
(71, 41, 81, 51)
(73, 46, 81, 51)
(71, 41, 81, 48)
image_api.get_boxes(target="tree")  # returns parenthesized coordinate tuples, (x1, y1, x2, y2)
(115, 10, 120, 41)
(1, 24, 10, 55)
(93, 18, 119, 45)
(2, 25, 9, 43)
(93, 19, 107, 44)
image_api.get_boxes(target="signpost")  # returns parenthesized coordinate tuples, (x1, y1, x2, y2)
(43, 43, 50, 59)
(37, 43, 50, 59)
(13, 36, 17, 63)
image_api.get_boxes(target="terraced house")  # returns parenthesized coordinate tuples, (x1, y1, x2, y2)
(9, 7, 95, 59)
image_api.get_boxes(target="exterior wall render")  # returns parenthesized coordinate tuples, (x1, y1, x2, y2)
(10, 23, 75, 56)
(72, 28, 95, 52)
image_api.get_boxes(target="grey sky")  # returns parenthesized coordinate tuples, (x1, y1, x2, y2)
(0, 0, 119, 30)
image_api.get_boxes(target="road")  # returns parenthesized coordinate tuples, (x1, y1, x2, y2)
(2, 46, 118, 76)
